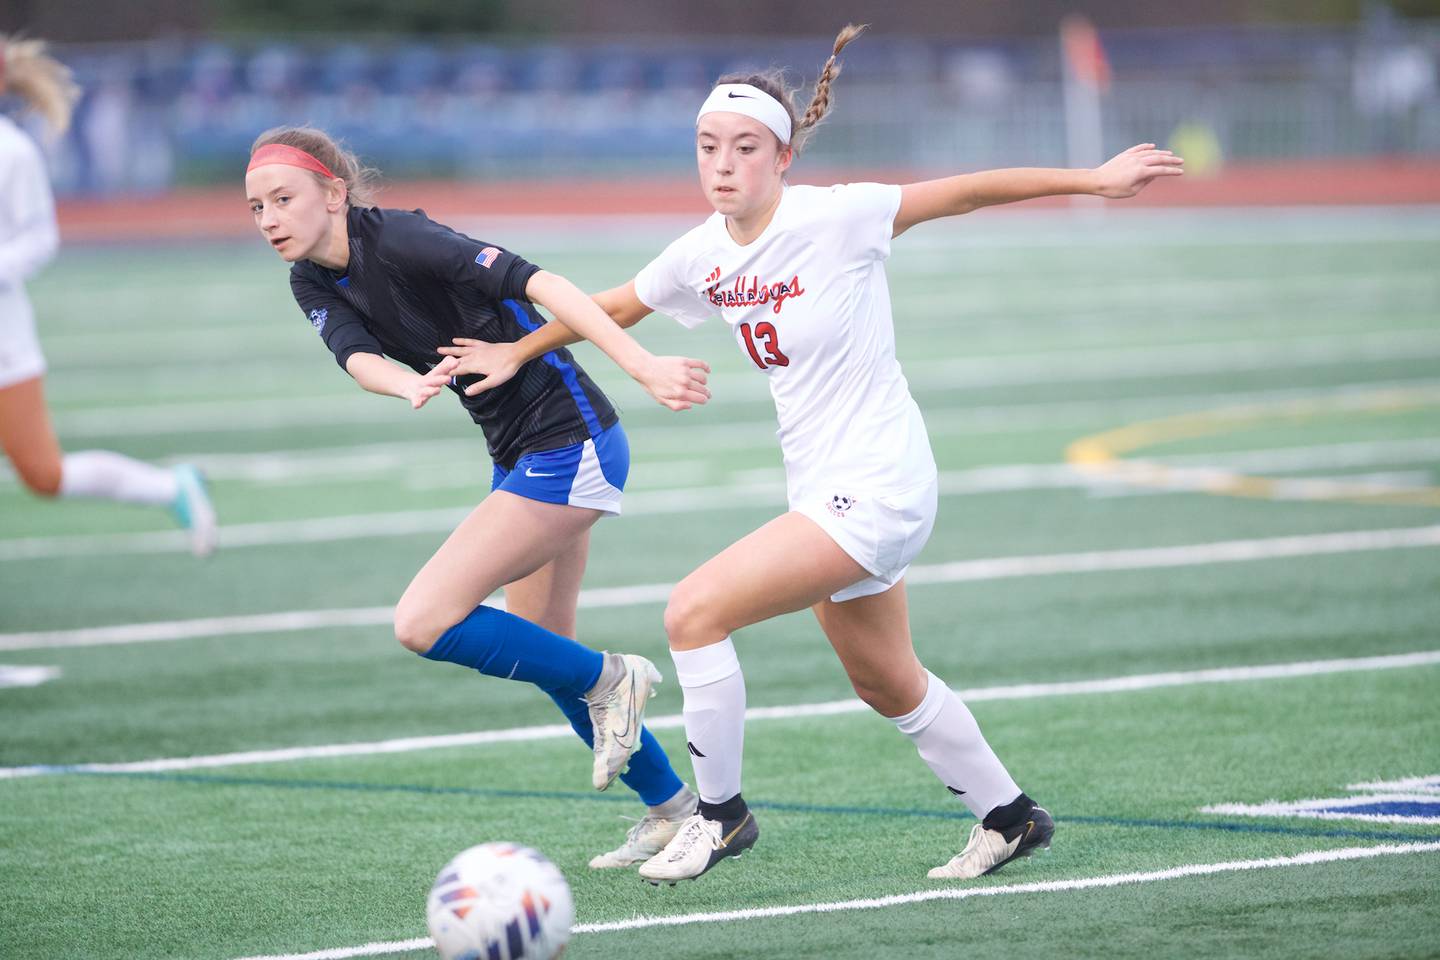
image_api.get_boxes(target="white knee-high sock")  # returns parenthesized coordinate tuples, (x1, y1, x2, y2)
(670, 638, 745, 806)
(59, 451, 177, 506)
(892, 670, 1021, 820)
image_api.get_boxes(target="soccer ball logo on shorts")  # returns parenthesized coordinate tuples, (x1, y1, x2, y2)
(826, 494, 856, 517)
(426, 842, 574, 960)
(308, 307, 327, 334)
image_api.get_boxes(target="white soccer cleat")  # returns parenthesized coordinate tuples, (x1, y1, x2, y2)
(586, 653, 662, 791)
(588, 813, 688, 869)
(637, 809, 758, 884)
(927, 806, 1054, 880)
(170, 464, 217, 558)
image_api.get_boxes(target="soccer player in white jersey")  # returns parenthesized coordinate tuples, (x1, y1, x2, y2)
(442, 24, 1184, 883)
(0, 36, 216, 555)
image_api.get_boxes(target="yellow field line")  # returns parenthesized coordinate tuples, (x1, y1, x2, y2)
(1065, 386, 1440, 507)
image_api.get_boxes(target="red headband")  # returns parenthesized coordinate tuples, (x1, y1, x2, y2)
(247, 143, 339, 180)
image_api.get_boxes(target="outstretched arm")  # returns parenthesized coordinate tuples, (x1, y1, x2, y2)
(345, 353, 459, 410)
(439, 275, 707, 411)
(892, 143, 1184, 237)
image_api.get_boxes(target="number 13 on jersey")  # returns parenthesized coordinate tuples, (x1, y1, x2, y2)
(739, 321, 790, 369)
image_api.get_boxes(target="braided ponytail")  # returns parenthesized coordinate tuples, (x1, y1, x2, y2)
(712, 23, 867, 157)
(794, 23, 867, 151)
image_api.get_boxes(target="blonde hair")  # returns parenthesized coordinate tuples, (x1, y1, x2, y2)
(0, 35, 81, 137)
(250, 126, 382, 208)
(716, 23, 867, 154)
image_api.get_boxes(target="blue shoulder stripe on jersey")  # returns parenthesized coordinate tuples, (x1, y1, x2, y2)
(503, 299, 603, 438)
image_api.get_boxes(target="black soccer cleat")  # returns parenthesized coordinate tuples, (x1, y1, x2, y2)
(928, 804, 1054, 880)
(637, 808, 759, 884)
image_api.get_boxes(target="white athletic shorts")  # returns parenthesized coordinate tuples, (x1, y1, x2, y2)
(0, 285, 46, 390)
(791, 474, 939, 603)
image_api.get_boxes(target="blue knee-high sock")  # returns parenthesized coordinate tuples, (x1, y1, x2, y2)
(423, 604, 604, 692)
(541, 685, 685, 808)
(423, 604, 684, 806)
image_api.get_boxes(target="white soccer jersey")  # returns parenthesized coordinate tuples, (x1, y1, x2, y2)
(635, 182, 936, 502)
(0, 115, 59, 389)
(0, 115, 59, 285)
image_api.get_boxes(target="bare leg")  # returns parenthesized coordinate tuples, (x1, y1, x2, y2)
(812, 582, 927, 718)
(815, 578, 1023, 825)
(663, 511, 871, 651)
(639, 512, 876, 882)
(502, 527, 591, 638)
(0, 376, 64, 496)
(503, 528, 691, 815)
(0, 375, 215, 553)
(393, 490, 600, 654)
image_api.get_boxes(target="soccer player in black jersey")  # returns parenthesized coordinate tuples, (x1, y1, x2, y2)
(244, 126, 712, 869)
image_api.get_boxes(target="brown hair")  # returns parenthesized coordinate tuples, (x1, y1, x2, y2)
(250, 126, 381, 208)
(0, 35, 81, 137)
(715, 23, 867, 154)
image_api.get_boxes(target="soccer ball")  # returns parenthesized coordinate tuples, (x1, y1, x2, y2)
(426, 842, 574, 960)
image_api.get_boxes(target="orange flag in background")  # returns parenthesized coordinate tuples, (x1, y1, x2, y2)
(1061, 14, 1112, 92)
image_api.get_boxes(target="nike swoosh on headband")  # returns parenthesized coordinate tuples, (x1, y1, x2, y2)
(697, 83, 792, 144)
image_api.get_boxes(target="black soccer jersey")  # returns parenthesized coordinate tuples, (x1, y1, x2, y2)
(289, 206, 618, 469)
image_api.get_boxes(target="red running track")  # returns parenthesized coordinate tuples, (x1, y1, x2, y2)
(57, 159, 1440, 244)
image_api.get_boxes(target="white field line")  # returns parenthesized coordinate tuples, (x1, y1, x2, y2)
(410, 442, 1440, 496)
(900, 524, 1440, 585)
(0, 508, 475, 562)
(230, 841, 1440, 959)
(915, 378, 1440, 443)
(50, 394, 413, 439)
(698, 328, 1440, 398)
(1160, 437, 1440, 473)
(1348, 775, 1440, 794)
(5, 429, 1430, 494)
(39, 324, 1440, 402)
(570, 842, 1440, 935)
(1084, 470, 1435, 502)
(6, 433, 1440, 560)
(895, 272, 1439, 317)
(38, 291, 1440, 349)
(37, 259, 1438, 351)
(3, 524, 1439, 650)
(0, 665, 59, 689)
(2, 649, 1436, 780)
(0, 469, 1159, 559)
(1200, 794, 1440, 826)
(28, 293, 1407, 371)
(36, 337, 1440, 437)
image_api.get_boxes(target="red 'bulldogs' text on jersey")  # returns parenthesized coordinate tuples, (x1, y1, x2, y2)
(635, 183, 936, 501)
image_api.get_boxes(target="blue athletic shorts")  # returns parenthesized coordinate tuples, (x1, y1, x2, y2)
(491, 422, 629, 516)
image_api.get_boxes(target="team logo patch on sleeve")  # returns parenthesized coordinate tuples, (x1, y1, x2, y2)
(308, 308, 327, 334)
(475, 247, 501, 269)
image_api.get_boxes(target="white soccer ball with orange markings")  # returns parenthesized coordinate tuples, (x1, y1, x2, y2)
(426, 842, 574, 960)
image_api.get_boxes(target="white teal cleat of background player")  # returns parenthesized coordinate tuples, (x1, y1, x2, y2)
(170, 463, 217, 557)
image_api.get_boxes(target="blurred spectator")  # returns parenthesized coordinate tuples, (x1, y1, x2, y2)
(78, 61, 136, 193)
(22, 23, 1440, 198)
(1355, 41, 1437, 151)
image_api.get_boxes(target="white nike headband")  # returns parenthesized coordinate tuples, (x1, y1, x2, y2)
(696, 83, 792, 145)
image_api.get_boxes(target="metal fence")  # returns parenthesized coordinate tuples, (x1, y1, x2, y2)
(14, 21, 1439, 196)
